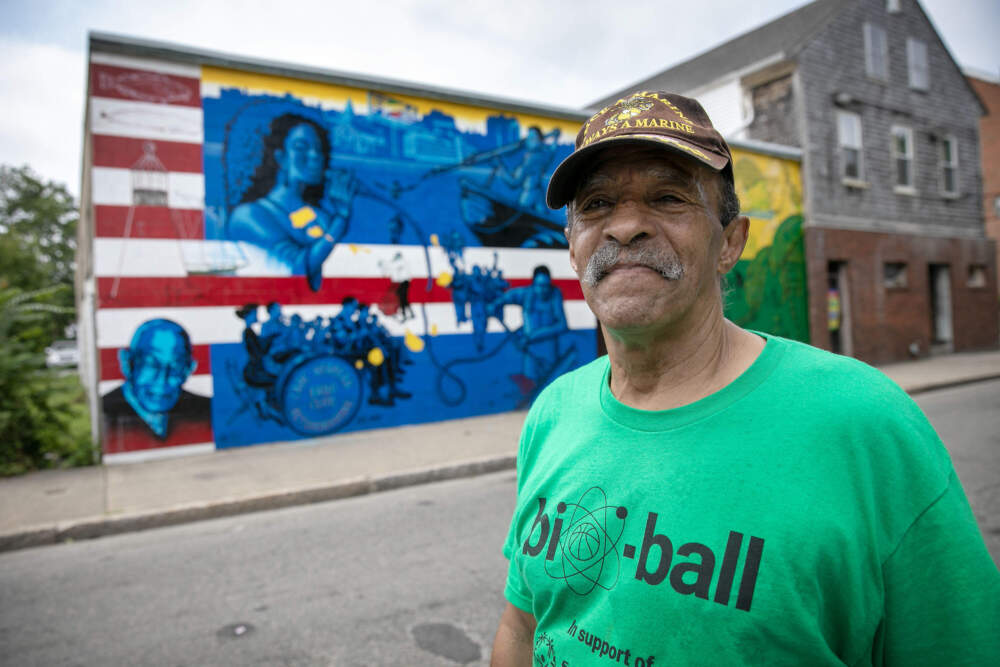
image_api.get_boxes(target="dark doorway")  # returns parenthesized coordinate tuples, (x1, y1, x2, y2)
(827, 261, 852, 356)
(928, 263, 953, 353)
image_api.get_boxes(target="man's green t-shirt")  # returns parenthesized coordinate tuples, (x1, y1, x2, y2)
(503, 334, 1000, 666)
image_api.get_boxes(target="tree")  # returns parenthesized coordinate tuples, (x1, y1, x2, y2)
(0, 166, 92, 474)
(0, 165, 79, 349)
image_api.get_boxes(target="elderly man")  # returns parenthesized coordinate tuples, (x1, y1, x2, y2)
(491, 92, 999, 666)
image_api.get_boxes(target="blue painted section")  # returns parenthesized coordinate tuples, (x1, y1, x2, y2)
(199, 87, 594, 449)
(211, 326, 594, 448)
(203, 90, 573, 254)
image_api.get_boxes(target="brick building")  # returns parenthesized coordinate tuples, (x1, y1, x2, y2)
(594, 0, 997, 364)
(967, 72, 1000, 300)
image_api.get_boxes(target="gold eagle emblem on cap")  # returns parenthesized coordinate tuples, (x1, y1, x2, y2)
(606, 95, 653, 126)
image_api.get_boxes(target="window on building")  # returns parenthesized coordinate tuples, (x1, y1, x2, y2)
(887, 0, 901, 12)
(907, 39, 929, 90)
(837, 111, 864, 182)
(940, 135, 958, 195)
(967, 265, 987, 288)
(884, 262, 908, 289)
(891, 125, 915, 191)
(864, 23, 889, 81)
(994, 195, 1000, 218)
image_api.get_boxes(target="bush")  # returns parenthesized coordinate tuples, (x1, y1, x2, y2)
(0, 286, 95, 476)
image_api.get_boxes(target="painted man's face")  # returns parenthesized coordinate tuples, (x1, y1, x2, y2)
(125, 328, 196, 414)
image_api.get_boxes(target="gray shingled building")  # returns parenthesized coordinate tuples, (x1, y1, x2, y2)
(594, 0, 997, 364)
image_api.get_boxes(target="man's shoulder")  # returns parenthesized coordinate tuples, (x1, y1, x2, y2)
(101, 386, 128, 413)
(522, 355, 608, 425)
(766, 334, 905, 400)
(763, 335, 941, 449)
(177, 390, 212, 411)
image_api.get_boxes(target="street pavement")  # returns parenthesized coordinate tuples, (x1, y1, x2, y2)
(1, 381, 996, 666)
(2, 348, 1000, 553)
(0, 472, 517, 666)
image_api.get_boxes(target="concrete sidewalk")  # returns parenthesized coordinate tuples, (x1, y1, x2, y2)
(2, 348, 999, 552)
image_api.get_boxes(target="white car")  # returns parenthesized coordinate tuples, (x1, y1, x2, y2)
(45, 340, 80, 368)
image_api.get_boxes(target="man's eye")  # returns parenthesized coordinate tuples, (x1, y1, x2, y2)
(581, 197, 612, 211)
(654, 193, 682, 204)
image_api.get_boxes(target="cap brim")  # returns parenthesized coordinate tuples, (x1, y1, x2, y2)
(545, 134, 731, 210)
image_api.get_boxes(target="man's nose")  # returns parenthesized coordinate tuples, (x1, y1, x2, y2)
(604, 201, 654, 246)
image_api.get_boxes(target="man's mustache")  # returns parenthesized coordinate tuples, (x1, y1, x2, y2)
(582, 241, 684, 286)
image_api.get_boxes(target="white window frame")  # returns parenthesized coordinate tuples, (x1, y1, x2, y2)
(891, 125, 916, 193)
(837, 110, 865, 185)
(907, 38, 929, 90)
(940, 135, 959, 196)
(864, 23, 889, 81)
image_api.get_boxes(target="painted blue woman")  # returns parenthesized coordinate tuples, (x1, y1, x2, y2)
(228, 113, 356, 291)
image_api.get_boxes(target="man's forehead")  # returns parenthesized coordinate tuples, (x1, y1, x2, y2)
(576, 145, 702, 191)
(138, 328, 186, 354)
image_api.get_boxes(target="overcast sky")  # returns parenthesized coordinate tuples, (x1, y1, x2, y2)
(1, 0, 997, 196)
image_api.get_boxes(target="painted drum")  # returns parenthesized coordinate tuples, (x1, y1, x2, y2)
(277, 354, 362, 436)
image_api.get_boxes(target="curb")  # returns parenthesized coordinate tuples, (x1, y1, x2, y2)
(901, 373, 1000, 396)
(3, 373, 997, 554)
(0, 454, 516, 554)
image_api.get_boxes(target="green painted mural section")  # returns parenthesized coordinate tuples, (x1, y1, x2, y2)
(724, 214, 809, 342)
(722, 148, 809, 343)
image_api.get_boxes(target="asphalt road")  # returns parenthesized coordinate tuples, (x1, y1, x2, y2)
(0, 379, 997, 666)
(913, 378, 1000, 564)
(0, 471, 518, 666)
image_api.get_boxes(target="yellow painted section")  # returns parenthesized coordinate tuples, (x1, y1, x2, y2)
(404, 330, 425, 352)
(289, 206, 317, 228)
(731, 148, 802, 260)
(202, 66, 581, 139)
(367, 347, 385, 366)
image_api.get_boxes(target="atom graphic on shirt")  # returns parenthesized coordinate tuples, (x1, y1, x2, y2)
(545, 486, 627, 595)
(533, 632, 556, 667)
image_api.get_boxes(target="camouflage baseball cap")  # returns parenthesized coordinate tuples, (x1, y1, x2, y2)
(546, 90, 733, 209)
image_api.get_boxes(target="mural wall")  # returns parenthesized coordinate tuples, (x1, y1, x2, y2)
(88, 52, 594, 461)
(724, 148, 808, 342)
(86, 50, 808, 462)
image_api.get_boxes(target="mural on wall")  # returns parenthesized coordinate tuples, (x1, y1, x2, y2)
(89, 53, 809, 459)
(724, 149, 809, 342)
(89, 54, 593, 459)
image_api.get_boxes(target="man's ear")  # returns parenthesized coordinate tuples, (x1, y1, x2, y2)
(718, 215, 750, 274)
(567, 232, 579, 275)
(118, 348, 132, 380)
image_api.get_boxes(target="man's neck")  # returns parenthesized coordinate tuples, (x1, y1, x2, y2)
(604, 309, 764, 411)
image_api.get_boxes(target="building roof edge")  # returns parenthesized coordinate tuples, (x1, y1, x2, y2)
(87, 31, 590, 122)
